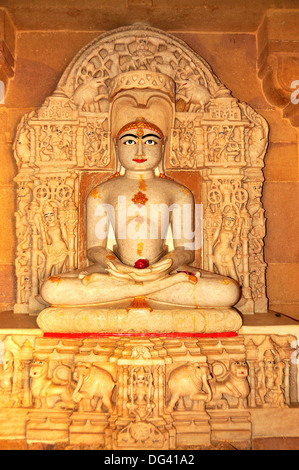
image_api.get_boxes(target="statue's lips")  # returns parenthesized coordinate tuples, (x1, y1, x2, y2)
(132, 158, 147, 163)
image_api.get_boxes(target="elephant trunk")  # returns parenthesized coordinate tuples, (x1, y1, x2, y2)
(202, 374, 213, 402)
(73, 372, 84, 403)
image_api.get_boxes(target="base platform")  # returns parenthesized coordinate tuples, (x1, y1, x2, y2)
(36, 305, 242, 334)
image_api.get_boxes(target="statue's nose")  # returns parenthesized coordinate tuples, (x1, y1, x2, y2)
(136, 138, 144, 156)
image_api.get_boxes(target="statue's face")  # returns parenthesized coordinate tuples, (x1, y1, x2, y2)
(116, 127, 163, 172)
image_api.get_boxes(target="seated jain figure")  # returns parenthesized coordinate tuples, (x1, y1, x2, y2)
(39, 118, 241, 334)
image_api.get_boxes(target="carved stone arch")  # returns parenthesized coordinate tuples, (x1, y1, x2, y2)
(13, 24, 269, 315)
(56, 24, 223, 100)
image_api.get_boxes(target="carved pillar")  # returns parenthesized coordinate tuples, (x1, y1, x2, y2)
(257, 10, 299, 127)
(0, 9, 15, 90)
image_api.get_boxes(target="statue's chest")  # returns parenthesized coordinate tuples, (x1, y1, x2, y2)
(110, 184, 172, 214)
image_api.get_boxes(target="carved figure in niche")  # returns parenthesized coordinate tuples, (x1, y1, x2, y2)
(0, 350, 14, 392)
(84, 122, 109, 167)
(124, 36, 156, 71)
(208, 360, 250, 409)
(14, 126, 31, 168)
(247, 182, 265, 255)
(247, 122, 267, 166)
(15, 251, 31, 304)
(208, 125, 240, 163)
(29, 358, 75, 409)
(16, 181, 32, 251)
(165, 363, 212, 413)
(72, 362, 115, 413)
(127, 366, 154, 418)
(250, 270, 265, 302)
(212, 206, 242, 280)
(255, 359, 267, 406)
(263, 350, 286, 408)
(39, 202, 69, 279)
(171, 121, 197, 168)
(41, 117, 240, 310)
(39, 125, 71, 161)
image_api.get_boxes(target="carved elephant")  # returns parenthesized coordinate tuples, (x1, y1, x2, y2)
(166, 362, 212, 413)
(73, 362, 115, 413)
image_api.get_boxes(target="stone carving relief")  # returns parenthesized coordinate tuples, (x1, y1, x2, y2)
(13, 25, 268, 315)
(208, 359, 250, 409)
(0, 333, 295, 448)
(72, 361, 115, 413)
(166, 362, 212, 412)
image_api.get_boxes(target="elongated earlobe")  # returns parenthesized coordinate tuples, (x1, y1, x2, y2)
(158, 138, 167, 175)
(113, 137, 123, 175)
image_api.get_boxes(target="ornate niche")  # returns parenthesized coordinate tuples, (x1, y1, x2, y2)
(13, 25, 268, 315)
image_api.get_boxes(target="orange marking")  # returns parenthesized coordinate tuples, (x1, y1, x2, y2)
(132, 191, 148, 206)
(49, 276, 62, 285)
(126, 296, 153, 312)
(107, 172, 120, 180)
(106, 254, 117, 260)
(137, 241, 144, 256)
(159, 173, 174, 181)
(139, 175, 147, 191)
(90, 188, 101, 199)
(188, 274, 197, 284)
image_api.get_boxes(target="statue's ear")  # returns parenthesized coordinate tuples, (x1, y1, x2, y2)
(162, 136, 168, 159)
(113, 138, 121, 173)
(156, 137, 167, 176)
(113, 137, 118, 159)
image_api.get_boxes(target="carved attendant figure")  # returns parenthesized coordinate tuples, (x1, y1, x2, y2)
(212, 206, 241, 280)
(40, 202, 69, 279)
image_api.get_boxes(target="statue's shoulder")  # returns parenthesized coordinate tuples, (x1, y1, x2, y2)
(88, 175, 122, 201)
(162, 178, 194, 201)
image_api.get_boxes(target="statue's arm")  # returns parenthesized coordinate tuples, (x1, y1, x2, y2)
(161, 184, 195, 272)
(86, 190, 116, 270)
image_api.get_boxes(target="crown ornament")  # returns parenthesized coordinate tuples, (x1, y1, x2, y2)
(108, 70, 175, 102)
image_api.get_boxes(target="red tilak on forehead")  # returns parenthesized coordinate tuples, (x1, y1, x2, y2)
(116, 118, 164, 143)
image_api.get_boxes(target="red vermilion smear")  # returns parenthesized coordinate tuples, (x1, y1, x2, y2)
(43, 331, 238, 339)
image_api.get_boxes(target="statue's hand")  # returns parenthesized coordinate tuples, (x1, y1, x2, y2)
(106, 258, 173, 282)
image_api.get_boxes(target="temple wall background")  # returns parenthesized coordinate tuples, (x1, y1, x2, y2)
(0, 1, 298, 318)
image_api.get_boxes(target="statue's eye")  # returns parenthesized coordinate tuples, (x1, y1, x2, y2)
(123, 139, 136, 145)
(144, 139, 157, 145)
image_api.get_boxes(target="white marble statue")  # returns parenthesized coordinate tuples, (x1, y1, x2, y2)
(40, 118, 240, 309)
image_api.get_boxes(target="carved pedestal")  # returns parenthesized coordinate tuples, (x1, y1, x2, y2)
(0, 328, 297, 449)
(69, 412, 109, 447)
(26, 410, 72, 445)
(172, 410, 211, 447)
